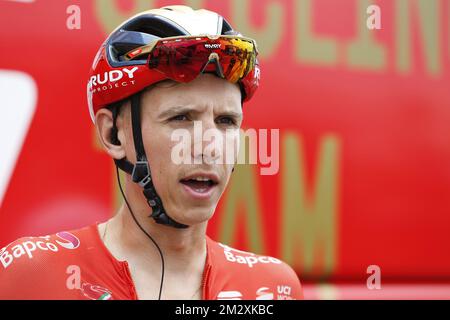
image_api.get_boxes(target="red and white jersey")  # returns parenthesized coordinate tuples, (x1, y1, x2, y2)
(0, 224, 303, 300)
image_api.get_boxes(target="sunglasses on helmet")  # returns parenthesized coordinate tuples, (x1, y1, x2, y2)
(124, 35, 258, 84)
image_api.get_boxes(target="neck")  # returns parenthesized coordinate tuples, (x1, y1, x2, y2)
(104, 181, 208, 274)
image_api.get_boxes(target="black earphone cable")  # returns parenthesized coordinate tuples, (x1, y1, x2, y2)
(115, 164, 165, 300)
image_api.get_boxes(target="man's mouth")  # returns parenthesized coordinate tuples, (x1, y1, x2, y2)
(180, 174, 219, 198)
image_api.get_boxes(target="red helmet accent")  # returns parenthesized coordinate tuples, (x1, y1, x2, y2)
(87, 47, 167, 120)
(87, 7, 261, 123)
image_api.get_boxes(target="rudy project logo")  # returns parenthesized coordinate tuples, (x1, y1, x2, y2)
(88, 67, 138, 93)
(218, 243, 282, 268)
(0, 232, 81, 269)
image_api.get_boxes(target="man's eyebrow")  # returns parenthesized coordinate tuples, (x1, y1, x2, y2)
(158, 106, 243, 119)
(158, 106, 197, 119)
(219, 110, 243, 120)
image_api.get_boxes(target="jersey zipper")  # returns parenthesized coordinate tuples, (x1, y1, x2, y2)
(122, 261, 139, 300)
(201, 263, 212, 300)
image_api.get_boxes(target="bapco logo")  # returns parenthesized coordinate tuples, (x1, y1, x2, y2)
(55, 231, 80, 249)
(219, 243, 282, 268)
(0, 232, 81, 269)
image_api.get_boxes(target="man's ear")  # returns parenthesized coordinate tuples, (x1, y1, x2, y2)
(95, 108, 126, 160)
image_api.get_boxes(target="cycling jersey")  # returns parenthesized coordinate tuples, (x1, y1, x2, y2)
(0, 224, 303, 300)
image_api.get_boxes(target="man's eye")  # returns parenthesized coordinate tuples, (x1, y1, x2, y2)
(216, 117, 236, 125)
(170, 114, 189, 121)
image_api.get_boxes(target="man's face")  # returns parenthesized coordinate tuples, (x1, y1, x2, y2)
(123, 74, 243, 226)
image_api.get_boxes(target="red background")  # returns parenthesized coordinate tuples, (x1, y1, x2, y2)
(1, 0, 449, 298)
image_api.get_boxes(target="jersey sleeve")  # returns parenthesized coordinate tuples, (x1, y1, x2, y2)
(206, 238, 304, 300)
(0, 237, 74, 299)
(267, 260, 304, 300)
(0, 226, 137, 300)
(0, 238, 39, 299)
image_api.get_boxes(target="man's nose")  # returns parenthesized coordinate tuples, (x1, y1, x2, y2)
(192, 119, 223, 164)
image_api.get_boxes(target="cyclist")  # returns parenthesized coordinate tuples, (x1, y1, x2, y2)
(0, 5, 303, 300)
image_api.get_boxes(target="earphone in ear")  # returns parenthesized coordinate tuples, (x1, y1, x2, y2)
(111, 127, 121, 146)
(110, 105, 121, 146)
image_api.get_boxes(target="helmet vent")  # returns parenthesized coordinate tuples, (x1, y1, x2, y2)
(221, 18, 238, 36)
(123, 15, 189, 38)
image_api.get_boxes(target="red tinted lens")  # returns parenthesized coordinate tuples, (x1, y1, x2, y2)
(149, 39, 211, 82)
(148, 37, 256, 83)
(217, 38, 255, 83)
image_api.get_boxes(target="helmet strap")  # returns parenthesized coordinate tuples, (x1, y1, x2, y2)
(111, 93, 188, 229)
